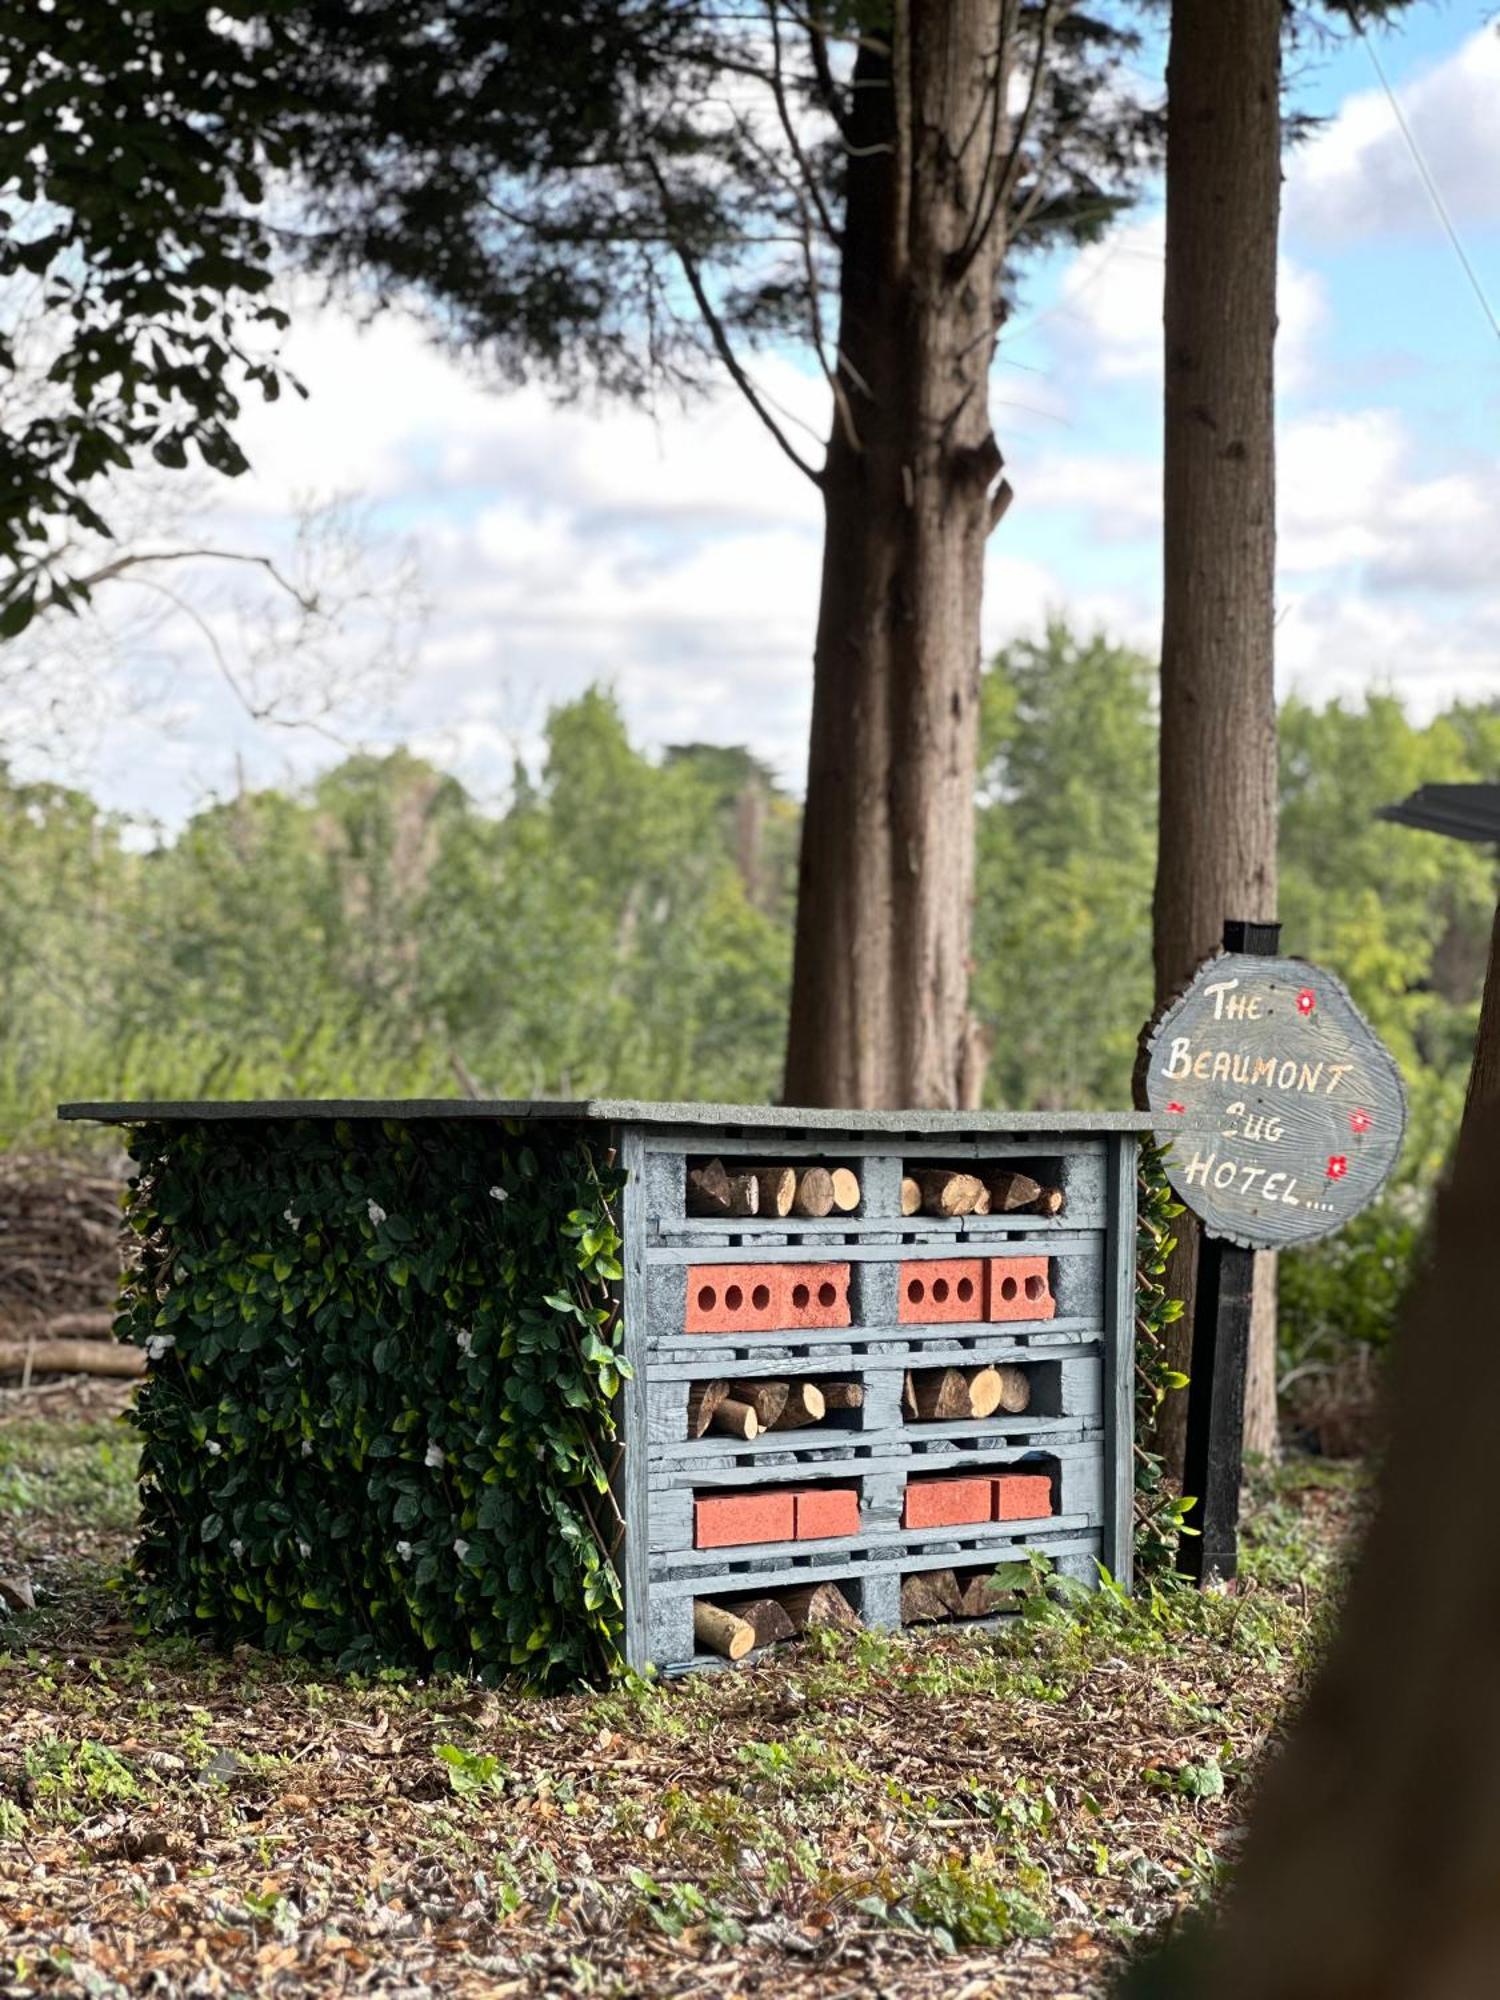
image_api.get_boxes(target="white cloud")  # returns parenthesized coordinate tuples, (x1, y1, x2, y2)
(1033, 212, 1328, 396)
(1289, 26, 1500, 243)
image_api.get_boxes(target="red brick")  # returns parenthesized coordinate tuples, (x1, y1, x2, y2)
(789, 1486, 860, 1540)
(985, 1256, 1055, 1322)
(694, 1490, 796, 1548)
(902, 1475, 994, 1530)
(993, 1473, 1053, 1521)
(684, 1264, 782, 1334)
(777, 1263, 852, 1331)
(898, 1258, 985, 1324)
(684, 1263, 852, 1334)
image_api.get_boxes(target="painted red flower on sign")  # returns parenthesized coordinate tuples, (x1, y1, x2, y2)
(1166, 1101, 1185, 1114)
(1349, 1108, 1372, 1135)
(1326, 1155, 1348, 1180)
(1296, 988, 1317, 1016)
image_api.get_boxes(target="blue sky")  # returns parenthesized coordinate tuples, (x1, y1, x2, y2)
(13, 4, 1499, 824)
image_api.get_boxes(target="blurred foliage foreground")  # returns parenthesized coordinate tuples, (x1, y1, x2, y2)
(3, 622, 1495, 1388)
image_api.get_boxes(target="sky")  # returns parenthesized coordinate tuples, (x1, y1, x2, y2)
(21, 3, 1500, 825)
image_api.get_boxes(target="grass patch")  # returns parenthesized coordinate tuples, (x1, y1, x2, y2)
(0, 1416, 139, 1529)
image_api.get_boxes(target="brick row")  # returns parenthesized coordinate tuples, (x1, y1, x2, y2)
(684, 1261, 851, 1334)
(902, 1470, 1053, 1530)
(694, 1484, 860, 1548)
(897, 1255, 1054, 1325)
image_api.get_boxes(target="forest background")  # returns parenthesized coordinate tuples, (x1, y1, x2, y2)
(5, 630, 1493, 1394)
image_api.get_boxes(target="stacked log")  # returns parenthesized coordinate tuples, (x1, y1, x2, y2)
(901, 1168, 1066, 1220)
(688, 1159, 864, 1222)
(702, 1378, 861, 1435)
(0, 1152, 129, 1381)
(692, 1580, 860, 1657)
(903, 1364, 1030, 1422)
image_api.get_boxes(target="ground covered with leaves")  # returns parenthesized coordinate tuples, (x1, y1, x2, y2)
(1, 1383, 1364, 1999)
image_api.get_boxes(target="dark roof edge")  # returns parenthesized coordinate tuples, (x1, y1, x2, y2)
(59, 1097, 1155, 1135)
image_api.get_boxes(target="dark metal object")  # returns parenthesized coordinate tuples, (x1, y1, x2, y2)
(1377, 783, 1500, 846)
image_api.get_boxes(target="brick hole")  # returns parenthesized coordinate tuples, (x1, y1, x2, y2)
(792, 1282, 810, 1309)
(1024, 1274, 1045, 1302)
(1001, 1275, 1018, 1301)
(907, 1277, 926, 1305)
(725, 1283, 744, 1312)
(752, 1282, 771, 1310)
(697, 1284, 717, 1313)
(818, 1281, 837, 1308)
(957, 1276, 974, 1303)
(932, 1277, 950, 1304)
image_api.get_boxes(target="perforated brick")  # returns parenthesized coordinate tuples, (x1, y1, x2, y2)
(897, 1258, 984, 1324)
(993, 1473, 1053, 1521)
(694, 1490, 796, 1548)
(684, 1264, 783, 1334)
(777, 1263, 852, 1331)
(789, 1486, 861, 1540)
(902, 1474, 993, 1530)
(985, 1256, 1055, 1322)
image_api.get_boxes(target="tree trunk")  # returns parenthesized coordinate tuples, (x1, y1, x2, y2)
(1461, 893, 1500, 1138)
(1177, 1113, 1500, 1996)
(1147, 0, 1282, 1481)
(783, 6, 1011, 1110)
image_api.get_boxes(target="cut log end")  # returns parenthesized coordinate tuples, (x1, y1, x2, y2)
(901, 1176, 922, 1217)
(735, 1596, 796, 1648)
(900, 1569, 963, 1625)
(728, 1379, 789, 1428)
(752, 1166, 797, 1217)
(829, 1167, 861, 1214)
(694, 1599, 755, 1660)
(917, 1170, 985, 1219)
(709, 1398, 761, 1440)
(770, 1381, 826, 1430)
(791, 1167, 835, 1219)
(778, 1581, 861, 1633)
(986, 1170, 1042, 1214)
(686, 1379, 731, 1438)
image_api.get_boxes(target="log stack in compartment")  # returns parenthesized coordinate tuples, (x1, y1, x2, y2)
(900, 1168, 1066, 1220)
(691, 1580, 861, 1659)
(903, 1364, 1030, 1422)
(688, 1376, 863, 1440)
(687, 1158, 862, 1221)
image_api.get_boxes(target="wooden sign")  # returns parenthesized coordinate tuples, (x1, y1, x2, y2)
(1146, 951, 1406, 1249)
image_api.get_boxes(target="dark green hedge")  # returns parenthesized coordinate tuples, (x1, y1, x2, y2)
(116, 1117, 629, 1687)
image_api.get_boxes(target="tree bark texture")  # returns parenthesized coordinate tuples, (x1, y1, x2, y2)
(783, 5, 1011, 1110)
(1179, 1112, 1500, 1998)
(1461, 894, 1500, 1139)
(1148, 0, 1282, 1478)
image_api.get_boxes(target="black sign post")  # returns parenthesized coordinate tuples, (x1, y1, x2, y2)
(1146, 918, 1406, 1586)
(1178, 920, 1276, 1584)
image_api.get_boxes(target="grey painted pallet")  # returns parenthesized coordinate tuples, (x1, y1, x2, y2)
(614, 1118, 1139, 1673)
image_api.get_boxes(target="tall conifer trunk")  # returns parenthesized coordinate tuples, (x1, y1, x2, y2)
(1149, 0, 1282, 1474)
(783, 6, 1009, 1111)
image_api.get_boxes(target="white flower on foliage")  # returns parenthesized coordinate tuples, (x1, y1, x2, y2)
(297, 1539, 312, 1559)
(205, 1439, 222, 1457)
(453, 1539, 470, 1563)
(424, 1441, 445, 1469)
(300, 1439, 314, 1458)
(488, 1185, 508, 1203)
(283, 1207, 301, 1231)
(230, 1540, 245, 1559)
(145, 1333, 175, 1361)
(366, 1199, 387, 1227)
(396, 1541, 414, 1562)
(455, 1328, 474, 1357)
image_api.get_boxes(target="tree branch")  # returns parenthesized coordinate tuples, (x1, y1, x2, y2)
(645, 157, 825, 489)
(952, 0, 1058, 284)
(767, 0, 840, 246)
(39, 546, 321, 619)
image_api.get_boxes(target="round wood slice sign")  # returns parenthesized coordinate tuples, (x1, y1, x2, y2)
(1146, 952, 1406, 1249)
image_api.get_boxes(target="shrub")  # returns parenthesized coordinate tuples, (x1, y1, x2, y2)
(115, 1116, 628, 1686)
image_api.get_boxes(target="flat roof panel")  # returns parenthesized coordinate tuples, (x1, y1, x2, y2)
(59, 1097, 1154, 1134)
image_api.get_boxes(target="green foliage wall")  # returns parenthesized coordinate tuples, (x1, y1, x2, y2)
(116, 1118, 629, 1686)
